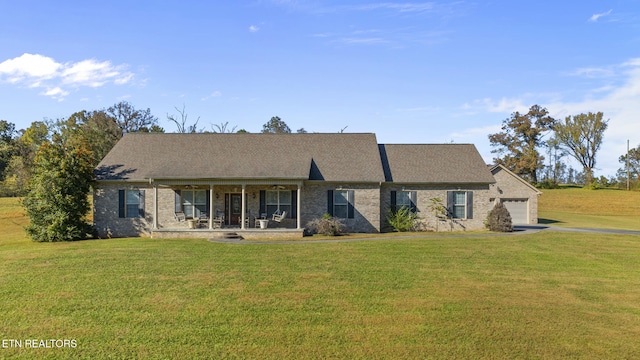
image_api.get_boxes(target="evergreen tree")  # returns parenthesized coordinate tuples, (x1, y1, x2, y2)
(22, 133, 96, 241)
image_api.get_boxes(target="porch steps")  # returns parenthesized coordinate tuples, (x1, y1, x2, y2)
(222, 232, 244, 240)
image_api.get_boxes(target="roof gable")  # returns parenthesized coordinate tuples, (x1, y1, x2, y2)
(490, 164, 542, 194)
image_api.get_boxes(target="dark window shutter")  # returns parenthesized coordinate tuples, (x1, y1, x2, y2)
(175, 190, 182, 213)
(446, 191, 454, 218)
(466, 191, 473, 219)
(290, 190, 297, 218)
(327, 190, 334, 216)
(205, 190, 211, 217)
(118, 190, 125, 218)
(259, 190, 266, 216)
(138, 190, 145, 217)
(347, 190, 355, 219)
(410, 191, 417, 213)
(390, 190, 397, 213)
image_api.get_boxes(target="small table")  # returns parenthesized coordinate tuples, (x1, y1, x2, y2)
(258, 219, 269, 229)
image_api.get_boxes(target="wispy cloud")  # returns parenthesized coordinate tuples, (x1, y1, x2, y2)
(346, 2, 437, 13)
(0, 53, 134, 101)
(249, 25, 260, 33)
(201, 90, 222, 101)
(589, 9, 612, 22)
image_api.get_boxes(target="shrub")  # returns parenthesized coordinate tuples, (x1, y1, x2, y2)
(306, 214, 345, 236)
(485, 202, 513, 232)
(386, 207, 418, 232)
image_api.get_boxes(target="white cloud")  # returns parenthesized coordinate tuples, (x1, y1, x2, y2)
(469, 58, 640, 176)
(589, 9, 612, 22)
(0, 53, 134, 100)
(249, 25, 260, 33)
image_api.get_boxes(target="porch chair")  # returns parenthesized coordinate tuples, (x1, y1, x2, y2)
(272, 210, 286, 223)
(198, 212, 209, 228)
(174, 211, 186, 222)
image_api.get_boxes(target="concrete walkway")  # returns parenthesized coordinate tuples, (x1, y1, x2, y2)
(208, 225, 640, 245)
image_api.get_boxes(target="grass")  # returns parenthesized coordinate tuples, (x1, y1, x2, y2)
(538, 187, 640, 230)
(1, 195, 640, 358)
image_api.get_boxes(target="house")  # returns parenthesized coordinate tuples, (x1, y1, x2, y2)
(489, 164, 542, 225)
(93, 133, 536, 239)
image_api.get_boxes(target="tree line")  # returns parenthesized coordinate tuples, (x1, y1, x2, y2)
(488, 104, 638, 189)
(0, 102, 308, 197)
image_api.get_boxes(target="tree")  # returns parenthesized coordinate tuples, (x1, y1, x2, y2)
(262, 116, 291, 134)
(167, 105, 201, 133)
(617, 144, 640, 189)
(2, 121, 50, 196)
(211, 122, 237, 133)
(107, 101, 161, 135)
(553, 112, 608, 186)
(0, 120, 16, 181)
(56, 110, 121, 165)
(22, 133, 96, 242)
(488, 105, 556, 184)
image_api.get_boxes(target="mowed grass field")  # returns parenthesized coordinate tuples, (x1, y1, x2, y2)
(539, 187, 640, 230)
(1, 193, 640, 359)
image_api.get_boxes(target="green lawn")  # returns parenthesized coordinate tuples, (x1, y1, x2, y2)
(538, 187, 640, 230)
(2, 196, 640, 358)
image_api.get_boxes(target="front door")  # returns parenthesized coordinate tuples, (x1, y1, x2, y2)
(225, 193, 242, 226)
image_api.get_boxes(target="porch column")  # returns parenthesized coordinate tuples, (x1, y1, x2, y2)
(153, 181, 158, 230)
(241, 184, 246, 230)
(297, 183, 302, 229)
(209, 184, 214, 230)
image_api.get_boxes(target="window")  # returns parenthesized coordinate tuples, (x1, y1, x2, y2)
(391, 190, 417, 212)
(448, 191, 473, 219)
(181, 190, 207, 218)
(328, 190, 354, 219)
(119, 189, 145, 218)
(266, 190, 291, 218)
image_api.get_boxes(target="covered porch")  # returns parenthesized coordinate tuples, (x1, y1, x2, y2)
(147, 178, 305, 238)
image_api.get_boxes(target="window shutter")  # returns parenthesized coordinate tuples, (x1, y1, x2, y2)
(446, 191, 453, 218)
(327, 190, 334, 216)
(290, 190, 297, 219)
(259, 190, 266, 216)
(205, 190, 210, 217)
(390, 190, 397, 213)
(466, 191, 473, 219)
(138, 190, 145, 218)
(410, 191, 417, 213)
(347, 190, 355, 219)
(118, 190, 125, 218)
(174, 190, 182, 213)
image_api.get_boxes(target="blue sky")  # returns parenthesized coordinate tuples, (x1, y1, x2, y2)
(1, 1, 639, 177)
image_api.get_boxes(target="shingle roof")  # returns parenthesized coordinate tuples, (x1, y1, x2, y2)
(96, 133, 385, 182)
(379, 144, 496, 184)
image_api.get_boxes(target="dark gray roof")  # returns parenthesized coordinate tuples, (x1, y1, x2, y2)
(96, 133, 385, 182)
(379, 144, 496, 184)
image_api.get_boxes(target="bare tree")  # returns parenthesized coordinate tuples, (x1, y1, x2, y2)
(167, 105, 201, 133)
(211, 122, 237, 133)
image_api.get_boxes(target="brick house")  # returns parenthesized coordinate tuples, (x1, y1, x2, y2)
(93, 133, 539, 239)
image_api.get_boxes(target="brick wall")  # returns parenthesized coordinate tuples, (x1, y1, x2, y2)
(93, 183, 152, 238)
(380, 184, 494, 232)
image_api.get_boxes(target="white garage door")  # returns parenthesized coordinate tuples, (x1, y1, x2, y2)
(503, 199, 528, 224)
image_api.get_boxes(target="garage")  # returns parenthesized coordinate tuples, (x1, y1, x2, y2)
(502, 199, 529, 225)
